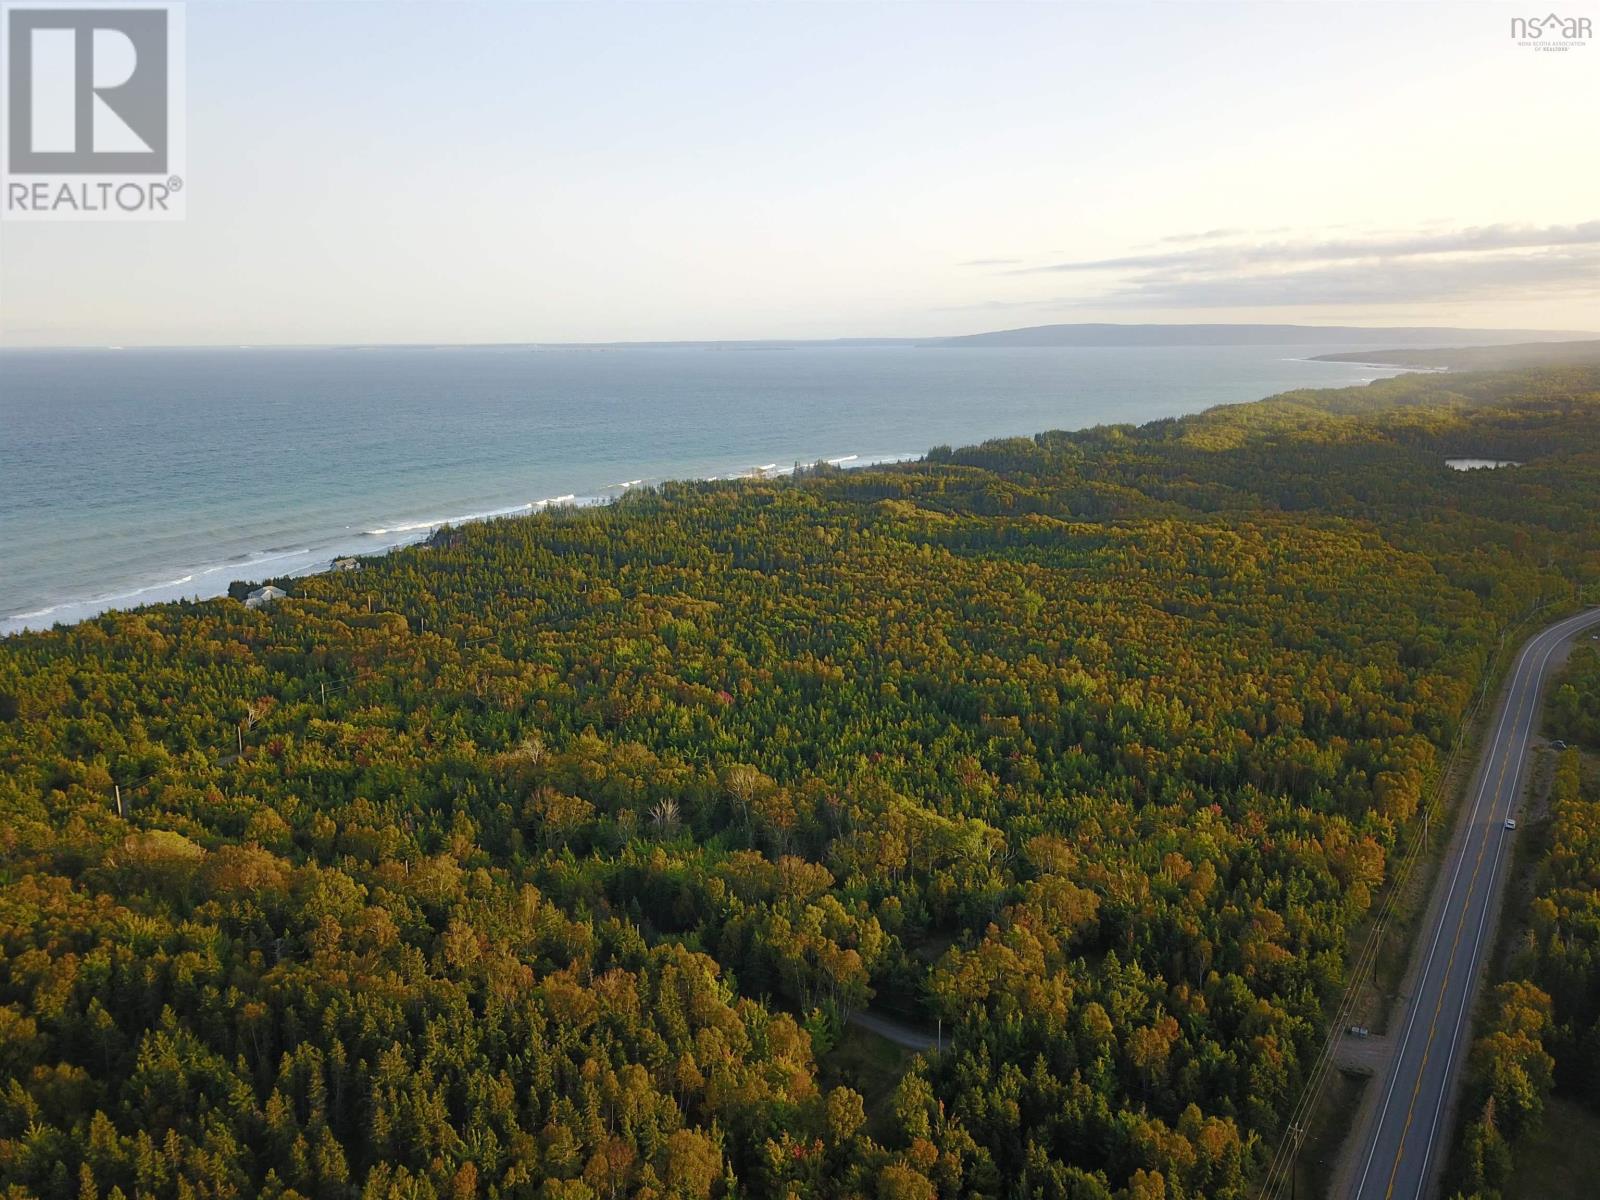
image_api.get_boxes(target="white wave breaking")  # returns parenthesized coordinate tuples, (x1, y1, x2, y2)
(3, 448, 920, 636)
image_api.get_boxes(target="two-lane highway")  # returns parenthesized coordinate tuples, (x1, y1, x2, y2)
(1350, 607, 1600, 1199)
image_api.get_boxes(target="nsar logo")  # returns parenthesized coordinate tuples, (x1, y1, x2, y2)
(1510, 12, 1592, 51)
(2, 2, 185, 220)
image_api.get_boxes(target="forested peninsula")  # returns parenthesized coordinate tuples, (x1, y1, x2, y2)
(4, 366, 1600, 1200)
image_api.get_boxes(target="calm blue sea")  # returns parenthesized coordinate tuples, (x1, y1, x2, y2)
(0, 343, 1410, 635)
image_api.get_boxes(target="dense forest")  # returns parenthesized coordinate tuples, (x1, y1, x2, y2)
(4, 365, 1600, 1200)
(1549, 645, 1600, 749)
(1449, 646, 1600, 1198)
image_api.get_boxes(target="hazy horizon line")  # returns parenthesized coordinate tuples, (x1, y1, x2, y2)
(4, 320, 1598, 354)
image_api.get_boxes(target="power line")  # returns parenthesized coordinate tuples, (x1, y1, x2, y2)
(1255, 598, 1557, 1200)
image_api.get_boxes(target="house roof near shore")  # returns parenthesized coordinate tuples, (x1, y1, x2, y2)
(244, 585, 286, 608)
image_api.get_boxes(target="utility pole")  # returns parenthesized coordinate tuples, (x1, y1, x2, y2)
(237, 724, 243, 755)
(1288, 1120, 1303, 1200)
(114, 784, 123, 819)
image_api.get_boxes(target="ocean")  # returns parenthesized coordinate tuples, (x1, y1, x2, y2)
(0, 342, 1411, 635)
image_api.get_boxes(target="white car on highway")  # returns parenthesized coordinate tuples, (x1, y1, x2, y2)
(1504, 818, 1517, 831)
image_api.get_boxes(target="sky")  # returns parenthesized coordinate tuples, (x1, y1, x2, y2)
(0, 0, 1597, 346)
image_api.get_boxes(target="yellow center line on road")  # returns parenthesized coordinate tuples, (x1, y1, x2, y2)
(1380, 629, 1546, 1198)
(1369, 611, 1593, 1200)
